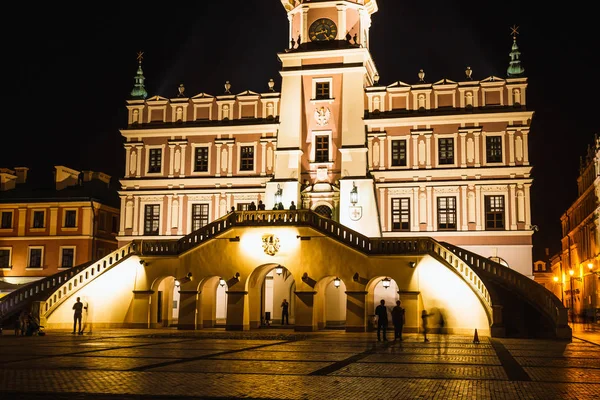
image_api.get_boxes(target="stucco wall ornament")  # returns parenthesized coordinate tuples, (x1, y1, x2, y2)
(314, 107, 331, 126)
(262, 234, 280, 256)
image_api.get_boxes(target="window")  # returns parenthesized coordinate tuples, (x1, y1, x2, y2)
(32, 211, 45, 228)
(0, 248, 10, 268)
(391, 140, 407, 167)
(391, 198, 410, 231)
(437, 197, 457, 230)
(314, 205, 332, 219)
(191, 204, 209, 231)
(148, 148, 162, 173)
(111, 216, 119, 233)
(61, 247, 75, 268)
(144, 205, 160, 236)
(97, 211, 106, 231)
(1, 211, 12, 229)
(240, 146, 254, 171)
(486, 136, 502, 163)
(315, 135, 329, 162)
(28, 247, 43, 268)
(64, 210, 77, 228)
(438, 138, 454, 165)
(485, 195, 505, 230)
(236, 203, 251, 211)
(315, 82, 330, 100)
(194, 147, 209, 172)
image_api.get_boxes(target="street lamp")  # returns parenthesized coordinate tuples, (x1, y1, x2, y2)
(333, 277, 341, 288)
(382, 277, 391, 289)
(274, 184, 283, 205)
(219, 277, 226, 287)
(275, 265, 283, 276)
(350, 182, 358, 205)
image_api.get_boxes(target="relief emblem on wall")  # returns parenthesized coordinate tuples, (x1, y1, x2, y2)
(314, 107, 331, 126)
(262, 234, 280, 256)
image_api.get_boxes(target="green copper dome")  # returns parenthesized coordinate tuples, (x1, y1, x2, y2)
(130, 53, 148, 100)
(507, 36, 525, 77)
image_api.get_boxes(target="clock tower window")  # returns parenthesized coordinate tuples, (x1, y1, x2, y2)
(316, 82, 330, 100)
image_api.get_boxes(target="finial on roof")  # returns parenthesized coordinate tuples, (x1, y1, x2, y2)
(178, 84, 185, 97)
(418, 69, 425, 83)
(465, 66, 472, 80)
(268, 78, 275, 92)
(224, 81, 232, 94)
(373, 73, 380, 86)
(507, 25, 525, 77)
(130, 51, 148, 100)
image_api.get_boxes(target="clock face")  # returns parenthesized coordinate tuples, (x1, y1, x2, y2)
(309, 18, 338, 42)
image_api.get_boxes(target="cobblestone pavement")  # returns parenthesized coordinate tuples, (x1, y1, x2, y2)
(1, 328, 599, 400)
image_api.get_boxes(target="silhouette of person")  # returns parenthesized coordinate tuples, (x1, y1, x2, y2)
(421, 309, 432, 342)
(73, 297, 86, 334)
(289, 201, 296, 210)
(257, 200, 266, 210)
(391, 300, 405, 341)
(437, 308, 449, 354)
(249, 201, 257, 211)
(375, 299, 388, 341)
(281, 299, 289, 325)
(230, 206, 236, 213)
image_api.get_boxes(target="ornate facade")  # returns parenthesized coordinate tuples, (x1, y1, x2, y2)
(118, 0, 534, 277)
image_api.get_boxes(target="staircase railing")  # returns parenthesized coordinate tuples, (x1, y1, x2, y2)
(0, 243, 137, 323)
(441, 242, 568, 328)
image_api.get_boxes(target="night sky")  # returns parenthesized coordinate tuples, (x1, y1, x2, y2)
(8, 1, 597, 261)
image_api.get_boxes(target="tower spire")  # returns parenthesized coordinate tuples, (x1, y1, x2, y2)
(507, 25, 525, 77)
(130, 51, 148, 100)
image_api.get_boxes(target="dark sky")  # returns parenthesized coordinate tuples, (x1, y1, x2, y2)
(8, 1, 597, 260)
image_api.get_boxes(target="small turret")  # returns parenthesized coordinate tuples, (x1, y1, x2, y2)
(130, 51, 148, 100)
(507, 25, 525, 77)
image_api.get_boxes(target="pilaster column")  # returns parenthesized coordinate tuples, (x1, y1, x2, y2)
(260, 141, 267, 176)
(178, 290, 199, 330)
(215, 143, 222, 177)
(475, 186, 482, 230)
(425, 133, 432, 169)
(169, 143, 176, 177)
(177, 195, 183, 236)
(460, 186, 468, 230)
(301, 7, 308, 43)
(166, 195, 173, 235)
(345, 291, 368, 332)
(213, 193, 220, 221)
(227, 143, 234, 177)
(294, 290, 317, 332)
(225, 290, 249, 331)
(49, 207, 58, 236)
(508, 130, 515, 166)
(412, 187, 419, 231)
(524, 183, 532, 227)
(509, 184, 517, 230)
(522, 130, 530, 165)
(459, 131, 467, 168)
(367, 137, 374, 170)
(336, 4, 346, 40)
(379, 187, 386, 231)
(378, 137, 385, 171)
(287, 13, 293, 45)
(473, 131, 481, 167)
(125, 146, 132, 178)
(228, 193, 233, 211)
(412, 134, 419, 169)
(136, 145, 143, 178)
(179, 144, 187, 177)
(132, 196, 140, 236)
(426, 186, 433, 231)
(119, 195, 127, 235)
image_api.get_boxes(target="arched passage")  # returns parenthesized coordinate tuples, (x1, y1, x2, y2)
(150, 276, 177, 328)
(245, 263, 296, 328)
(314, 276, 347, 330)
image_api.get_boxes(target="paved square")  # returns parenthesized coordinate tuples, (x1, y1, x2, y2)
(1, 328, 599, 399)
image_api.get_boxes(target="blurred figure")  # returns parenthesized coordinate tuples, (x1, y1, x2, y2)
(391, 300, 405, 341)
(421, 309, 432, 342)
(437, 308, 449, 354)
(375, 299, 388, 341)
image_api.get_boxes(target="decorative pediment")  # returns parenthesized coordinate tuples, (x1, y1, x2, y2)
(480, 76, 505, 84)
(146, 95, 169, 102)
(433, 78, 457, 85)
(237, 90, 260, 97)
(387, 81, 411, 88)
(191, 93, 214, 99)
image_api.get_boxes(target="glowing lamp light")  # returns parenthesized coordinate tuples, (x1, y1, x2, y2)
(350, 182, 358, 205)
(175, 279, 181, 287)
(553, 276, 559, 282)
(569, 269, 574, 276)
(333, 277, 341, 288)
(382, 277, 391, 289)
(219, 277, 226, 287)
(275, 265, 283, 276)
(274, 184, 283, 205)
(588, 263, 594, 270)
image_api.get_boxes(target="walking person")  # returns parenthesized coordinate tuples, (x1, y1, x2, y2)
(375, 299, 388, 341)
(421, 309, 432, 342)
(73, 297, 85, 334)
(281, 299, 289, 325)
(391, 300, 405, 341)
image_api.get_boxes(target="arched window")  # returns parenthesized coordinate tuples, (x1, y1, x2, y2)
(314, 205, 332, 219)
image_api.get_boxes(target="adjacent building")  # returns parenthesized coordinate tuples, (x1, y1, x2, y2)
(0, 166, 120, 285)
(552, 136, 600, 321)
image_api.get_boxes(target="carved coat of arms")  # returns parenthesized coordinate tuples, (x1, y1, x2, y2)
(314, 107, 331, 126)
(262, 234, 280, 256)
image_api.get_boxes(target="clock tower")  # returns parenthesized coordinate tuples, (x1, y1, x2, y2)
(274, 0, 381, 236)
